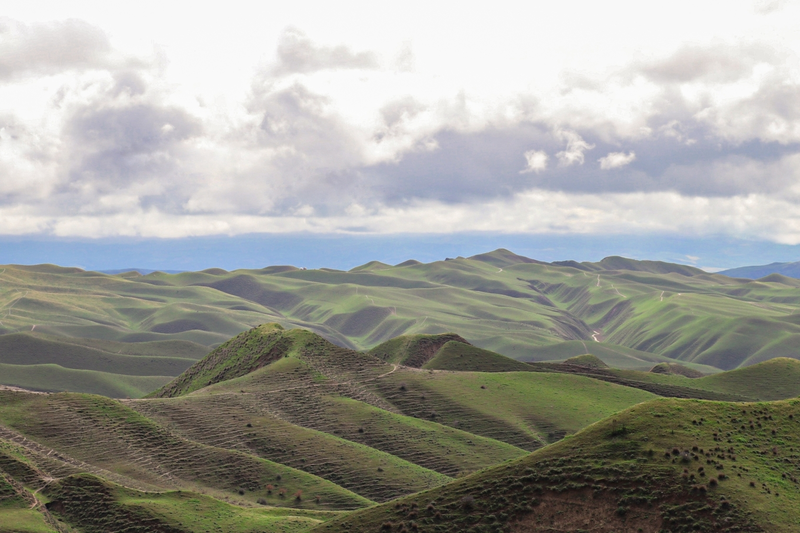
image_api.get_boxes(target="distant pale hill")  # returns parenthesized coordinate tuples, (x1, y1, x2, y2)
(719, 261, 800, 279)
(99, 268, 186, 275)
(5, 248, 800, 395)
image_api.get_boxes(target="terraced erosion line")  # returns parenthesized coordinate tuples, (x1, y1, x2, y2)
(0, 423, 158, 493)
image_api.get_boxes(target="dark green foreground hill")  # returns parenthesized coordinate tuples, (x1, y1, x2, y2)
(316, 398, 800, 532)
(4, 323, 800, 532)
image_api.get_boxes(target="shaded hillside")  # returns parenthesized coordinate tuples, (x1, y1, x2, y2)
(0, 324, 667, 532)
(369, 333, 471, 367)
(422, 341, 533, 372)
(150, 323, 300, 398)
(316, 397, 800, 532)
(5, 249, 800, 394)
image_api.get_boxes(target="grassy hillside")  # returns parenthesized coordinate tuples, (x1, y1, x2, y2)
(8, 319, 800, 531)
(316, 397, 800, 532)
(545, 357, 800, 403)
(5, 249, 800, 393)
(0, 323, 669, 532)
(422, 341, 533, 372)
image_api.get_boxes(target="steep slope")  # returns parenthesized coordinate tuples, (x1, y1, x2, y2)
(150, 323, 296, 398)
(369, 333, 472, 367)
(316, 397, 800, 532)
(0, 390, 370, 510)
(422, 341, 533, 372)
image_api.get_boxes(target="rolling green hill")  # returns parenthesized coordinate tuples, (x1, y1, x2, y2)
(5, 321, 800, 531)
(316, 397, 800, 532)
(0, 323, 666, 532)
(5, 250, 800, 395)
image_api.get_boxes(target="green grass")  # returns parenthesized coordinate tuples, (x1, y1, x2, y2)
(44, 473, 343, 533)
(561, 353, 609, 368)
(5, 249, 800, 393)
(6, 316, 800, 531)
(422, 341, 533, 372)
(0, 508, 57, 533)
(0, 333, 197, 376)
(0, 391, 372, 510)
(373, 369, 656, 447)
(130, 394, 453, 503)
(0, 363, 171, 398)
(315, 397, 800, 532)
(369, 333, 470, 367)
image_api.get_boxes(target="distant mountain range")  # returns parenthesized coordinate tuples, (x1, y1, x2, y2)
(719, 261, 800, 279)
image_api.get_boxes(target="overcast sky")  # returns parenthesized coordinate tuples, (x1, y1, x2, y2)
(1, 1, 800, 268)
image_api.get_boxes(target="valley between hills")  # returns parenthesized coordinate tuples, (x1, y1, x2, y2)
(2, 249, 800, 531)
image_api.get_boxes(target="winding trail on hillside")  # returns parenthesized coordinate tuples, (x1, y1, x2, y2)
(376, 364, 398, 379)
(596, 275, 601, 287)
(659, 291, 664, 302)
(3, 290, 28, 319)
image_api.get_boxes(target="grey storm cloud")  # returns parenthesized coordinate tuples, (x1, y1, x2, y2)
(0, 18, 113, 80)
(358, 124, 800, 205)
(64, 103, 201, 198)
(244, 81, 369, 213)
(273, 28, 379, 75)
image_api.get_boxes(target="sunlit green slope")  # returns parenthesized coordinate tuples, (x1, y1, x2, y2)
(316, 397, 800, 533)
(4, 249, 800, 394)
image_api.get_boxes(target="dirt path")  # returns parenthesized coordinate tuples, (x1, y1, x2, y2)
(659, 291, 664, 302)
(4, 290, 28, 318)
(596, 275, 600, 287)
(0, 385, 49, 395)
(376, 364, 398, 379)
(591, 330, 601, 342)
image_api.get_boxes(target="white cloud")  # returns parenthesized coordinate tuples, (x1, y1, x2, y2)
(555, 130, 594, 166)
(0, 2, 800, 243)
(520, 149, 548, 173)
(598, 151, 636, 169)
(4, 189, 800, 245)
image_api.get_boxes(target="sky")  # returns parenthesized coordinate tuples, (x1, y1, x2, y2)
(1, 0, 800, 270)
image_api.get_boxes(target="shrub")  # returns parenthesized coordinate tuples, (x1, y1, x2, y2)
(266, 484, 274, 493)
(460, 495, 475, 510)
(294, 490, 302, 501)
(257, 498, 267, 505)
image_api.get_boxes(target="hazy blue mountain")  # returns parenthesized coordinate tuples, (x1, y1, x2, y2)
(719, 261, 800, 279)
